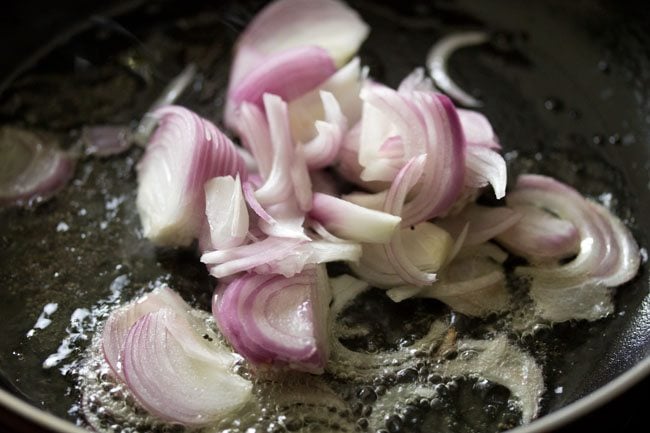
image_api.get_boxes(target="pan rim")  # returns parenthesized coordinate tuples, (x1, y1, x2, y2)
(1, 355, 649, 433)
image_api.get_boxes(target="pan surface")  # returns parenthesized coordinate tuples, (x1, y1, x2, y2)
(1, 0, 649, 431)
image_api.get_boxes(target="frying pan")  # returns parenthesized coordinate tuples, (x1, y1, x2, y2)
(1, 0, 649, 432)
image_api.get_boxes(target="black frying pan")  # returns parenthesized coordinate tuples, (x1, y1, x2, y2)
(1, 0, 649, 432)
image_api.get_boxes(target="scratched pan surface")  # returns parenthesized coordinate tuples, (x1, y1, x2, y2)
(0, 0, 649, 432)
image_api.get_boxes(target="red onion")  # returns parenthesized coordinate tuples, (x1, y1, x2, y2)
(301, 91, 347, 169)
(387, 243, 510, 317)
(308, 192, 401, 243)
(122, 308, 251, 425)
(81, 125, 131, 156)
(136, 105, 248, 246)
(225, 0, 369, 128)
(0, 126, 76, 207)
(508, 175, 641, 321)
(437, 204, 521, 247)
(496, 203, 580, 264)
(213, 265, 331, 373)
(426, 31, 489, 107)
(458, 109, 500, 149)
(202, 175, 249, 251)
(102, 285, 200, 381)
(465, 144, 507, 199)
(397, 67, 435, 93)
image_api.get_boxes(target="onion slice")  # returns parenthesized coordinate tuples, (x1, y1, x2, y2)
(213, 265, 331, 373)
(136, 106, 248, 246)
(426, 31, 488, 107)
(202, 175, 249, 251)
(508, 175, 641, 322)
(0, 126, 75, 207)
(496, 203, 580, 265)
(437, 204, 521, 247)
(308, 192, 401, 243)
(122, 308, 251, 425)
(388, 243, 510, 317)
(465, 144, 507, 199)
(102, 285, 199, 381)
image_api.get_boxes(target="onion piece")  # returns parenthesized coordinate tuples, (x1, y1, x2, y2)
(496, 204, 580, 265)
(458, 109, 500, 149)
(301, 91, 347, 169)
(426, 31, 488, 107)
(437, 204, 521, 247)
(465, 144, 507, 199)
(213, 265, 331, 373)
(352, 221, 453, 288)
(102, 285, 197, 381)
(136, 106, 248, 246)
(0, 126, 75, 207)
(308, 192, 401, 243)
(122, 308, 251, 425)
(226, 46, 336, 126)
(81, 125, 132, 156)
(201, 236, 360, 278)
(388, 243, 510, 317)
(397, 67, 435, 93)
(509, 175, 640, 322)
(203, 175, 249, 251)
(226, 0, 369, 128)
(289, 58, 363, 144)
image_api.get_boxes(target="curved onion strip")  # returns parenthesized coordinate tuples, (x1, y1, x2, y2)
(308, 192, 401, 243)
(203, 175, 249, 251)
(389, 243, 510, 317)
(234, 0, 369, 73)
(336, 122, 391, 192)
(0, 127, 76, 207)
(226, 46, 336, 127)
(400, 92, 466, 225)
(238, 103, 273, 178)
(258, 201, 309, 240)
(465, 144, 507, 199)
(81, 125, 131, 156)
(382, 156, 439, 286)
(289, 58, 363, 144)
(509, 175, 640, 321)
(122, 309, 251, 426)
(496, 204, 580, 265)
(136, 106, 247, 246)
(326, 274, 449, 381)
(352, 222, 453, 288)
(102, 285, 195, 381)
(426, 31, 488, 107)
(437, 204, 521, 247)
(458, 109, 500, 149)
(213, 266, 331, 373)
(302, 91, 348, 169)
(397, 67, 435, 93)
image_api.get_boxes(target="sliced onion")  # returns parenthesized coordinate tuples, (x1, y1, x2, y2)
(122, 308, 251, 425)
(102, 285, 196, 381)
(136, 106, 248, 246)
(397, 67, 435, 93)
(465, 144, 507, 199)
(496, 203, 580, 265)
(203, 175, 249, 251)
(289, 58, 363, 144)
(202, 236, 360, 278)
(426, 31, 488, 107)
(213, 265, 331, 373)
(0, 126, 75, 207)
(308, 192, 401, 243)
(388, 243, 510, 317)
(437, 204, 521, 247)
(226, 0, 369, 128)
(302, 91, 347, 169)
(509, 175, 640, 322)
(458, 109, 500, 149)
(352, 221, 453, 288)
(81, 125, 131, 156)
(226, 46, 336, 127)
